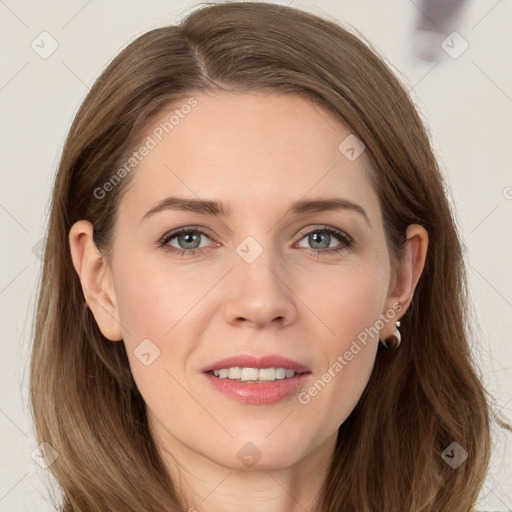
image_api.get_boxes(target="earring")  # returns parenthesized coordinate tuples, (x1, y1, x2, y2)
(380, 321, 401, 350)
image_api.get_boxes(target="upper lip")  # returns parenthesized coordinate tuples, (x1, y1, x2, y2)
(201, 354, 310, 373)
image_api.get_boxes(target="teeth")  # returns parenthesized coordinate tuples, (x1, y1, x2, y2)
(275, 368, 287, 379)
(241, 367, 259, 381)
(211, 367, 297, 381)
(257, 368, 276, 381)
(228, 367, 241, 379)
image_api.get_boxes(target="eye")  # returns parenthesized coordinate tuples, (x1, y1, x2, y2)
(296, 227, 352, 256)
(158, 227, 214, 258)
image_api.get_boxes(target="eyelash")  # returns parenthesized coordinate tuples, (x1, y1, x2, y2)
(157, 226, 352, 258)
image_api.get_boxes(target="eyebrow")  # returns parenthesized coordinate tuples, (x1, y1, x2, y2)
(141, 196, 371, 227)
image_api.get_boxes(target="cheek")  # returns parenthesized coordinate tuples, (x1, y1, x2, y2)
(297, 261, 388, 423)
(111, 253, 211, 391)
(112, 269, 189, 419)
(306, 258, 389, 347)
(114, 274, 169, 344)
(113, 250, 205, 344)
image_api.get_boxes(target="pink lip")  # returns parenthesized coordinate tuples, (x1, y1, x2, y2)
(201, 354, 310, 373)
(203, 372, 311, 405)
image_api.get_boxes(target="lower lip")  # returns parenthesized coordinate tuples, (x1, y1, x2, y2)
(203, 372, 311, 405)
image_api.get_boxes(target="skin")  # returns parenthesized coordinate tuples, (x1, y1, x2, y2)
(69, 91, 428, 512)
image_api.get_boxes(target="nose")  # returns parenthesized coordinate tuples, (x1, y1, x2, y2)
(222, 248, 298, 330)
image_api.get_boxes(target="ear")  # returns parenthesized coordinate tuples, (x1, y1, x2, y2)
(380, 224, 429, 339)
(68, 220, 123, 342)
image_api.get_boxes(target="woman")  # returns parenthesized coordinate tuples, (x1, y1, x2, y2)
(30, 2, 506, 511)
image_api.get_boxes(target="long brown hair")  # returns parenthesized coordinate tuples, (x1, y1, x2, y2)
(30, 2, 505, 510)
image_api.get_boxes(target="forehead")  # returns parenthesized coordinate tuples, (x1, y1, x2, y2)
(117, 91, 379, 223)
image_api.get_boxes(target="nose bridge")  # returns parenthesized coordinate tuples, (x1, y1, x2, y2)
(223, 231, 297, 328)
(235, 231, 285, 297)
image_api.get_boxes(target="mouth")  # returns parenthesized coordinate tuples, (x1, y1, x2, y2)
(201, 354, 312, 404)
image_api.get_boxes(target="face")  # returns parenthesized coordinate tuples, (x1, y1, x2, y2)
(98, 91, 403, 471)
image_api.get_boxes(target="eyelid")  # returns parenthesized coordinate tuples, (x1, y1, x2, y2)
(294, 224, 352, 243)
(158, 225, 215, 244)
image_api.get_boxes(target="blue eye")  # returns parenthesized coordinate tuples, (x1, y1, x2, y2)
(297, 227, 352, 256)
(158, 226, 352, 258)
(158, 228, 211, 257)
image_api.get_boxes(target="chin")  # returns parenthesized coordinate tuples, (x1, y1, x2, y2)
(209, 432, 314, 471)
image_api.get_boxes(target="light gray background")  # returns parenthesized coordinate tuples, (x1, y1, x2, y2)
(1, 0, 511, 510)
